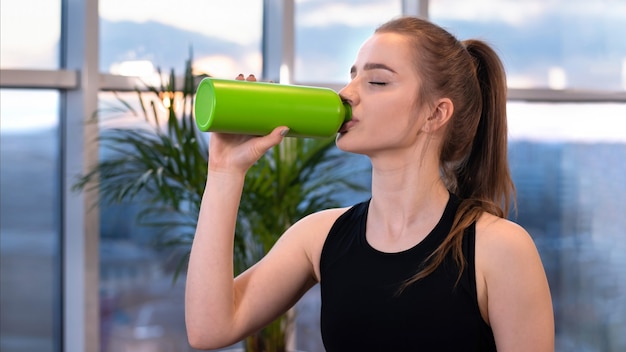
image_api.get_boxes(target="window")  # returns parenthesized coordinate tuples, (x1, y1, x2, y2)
(97, 2, 262, 349)
(99, 0, 263, 79)
(2, 2, 624, 351)
(294, 0, 403, 83)
(96, 90, 198, 351)
(0, 0, 61, 69)
(508, 102, 626, 351)
(0, 89, 61, 352)
(430, 0, 626, 90)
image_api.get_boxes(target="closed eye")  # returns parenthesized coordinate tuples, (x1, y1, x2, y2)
(369, 82, 387, 86)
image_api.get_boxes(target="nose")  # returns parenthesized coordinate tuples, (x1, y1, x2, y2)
(338, 80, 358, 106)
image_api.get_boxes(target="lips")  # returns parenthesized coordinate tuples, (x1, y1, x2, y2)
(339, 119, 357, 133)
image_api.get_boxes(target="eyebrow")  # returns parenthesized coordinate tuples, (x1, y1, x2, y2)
(350, 62, 397, 75)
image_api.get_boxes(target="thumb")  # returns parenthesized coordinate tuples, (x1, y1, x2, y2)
(251, 127, 290, 155)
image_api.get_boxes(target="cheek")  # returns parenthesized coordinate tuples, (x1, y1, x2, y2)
(386, 97, 422, 133)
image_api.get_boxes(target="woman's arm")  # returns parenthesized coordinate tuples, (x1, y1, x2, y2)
(184, 127, 331, 350)
(476, 216, 555, 352)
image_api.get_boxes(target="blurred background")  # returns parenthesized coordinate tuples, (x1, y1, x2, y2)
(1, 1, 625, 351)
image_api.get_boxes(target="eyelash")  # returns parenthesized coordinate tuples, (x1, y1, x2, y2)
(369, 82, 387, 86)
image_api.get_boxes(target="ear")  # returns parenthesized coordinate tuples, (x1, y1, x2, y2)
(422, 98, 453, 133)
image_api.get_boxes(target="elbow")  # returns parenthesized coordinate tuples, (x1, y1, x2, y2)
(187, 340, 207, 351)
(187, 333, 209, 350)
(188, 341, 216, 351)
(187, 331, 218, 350)
(187, 327, 236, 350)
(186, 328, 206, 350)
(187, 334, 220, 351)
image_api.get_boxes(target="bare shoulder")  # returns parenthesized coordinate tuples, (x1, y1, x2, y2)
(288, 207, 351, 281)
(474, 213, 555, 351)
(297, 206, 351, 226)
(289, 207, 350, 240)
(474, 213, 544, 280)
(475, 212, 537, 255)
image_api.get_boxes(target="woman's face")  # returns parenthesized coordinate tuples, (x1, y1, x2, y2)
(336, 32, 427, 157)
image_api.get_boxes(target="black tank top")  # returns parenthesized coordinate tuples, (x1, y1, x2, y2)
(320, 194, 496, 351)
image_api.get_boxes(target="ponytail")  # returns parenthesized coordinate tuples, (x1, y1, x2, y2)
(456, 39, 514, 216)
(422, 40, 516, 289)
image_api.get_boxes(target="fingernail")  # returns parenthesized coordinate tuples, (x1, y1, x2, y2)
(280, 128, 290, 137)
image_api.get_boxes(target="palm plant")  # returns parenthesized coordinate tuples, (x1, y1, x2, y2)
(74, 55, 209, 279)
(74, 54, 369, 351)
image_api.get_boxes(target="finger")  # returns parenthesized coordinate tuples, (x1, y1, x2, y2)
(236, 73, 245, 80)
(251, 127, 290, 156)
(279, 127, 290, 137)
(246, 74, 257, 82)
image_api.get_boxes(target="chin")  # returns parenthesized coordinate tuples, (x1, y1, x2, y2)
(335, 132, 350, 150)
(335, 132, 369, 155)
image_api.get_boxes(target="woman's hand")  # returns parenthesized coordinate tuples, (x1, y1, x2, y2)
(207, 74, 289, 174)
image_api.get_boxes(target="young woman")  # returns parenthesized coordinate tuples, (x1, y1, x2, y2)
(186, 16, 554, 351)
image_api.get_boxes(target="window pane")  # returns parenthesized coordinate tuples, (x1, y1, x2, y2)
(295, 0, 403, 83)
(508, 102, 626, 351)
(97, 91, 208, 352)
(0, 89, 61, 352)
(0, 0, 61, 69)
(430, 0, 626, 91)
(99, 0, 263, 79)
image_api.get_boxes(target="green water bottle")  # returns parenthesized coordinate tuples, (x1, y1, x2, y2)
(193, 77, 351, 138)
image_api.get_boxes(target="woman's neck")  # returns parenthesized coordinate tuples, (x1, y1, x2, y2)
(366, 154, 449, 244)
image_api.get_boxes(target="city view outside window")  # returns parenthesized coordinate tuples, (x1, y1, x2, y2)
(99, 0, 263, 79)
(294, 0, 403, 83)
(96, 1, 263, 350)
(0, 89, 61, 352)
(430, 0, 626, 90)
(507, 102, 626, 351)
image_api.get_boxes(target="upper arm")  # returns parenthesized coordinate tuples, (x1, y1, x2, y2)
(476, 217, 555, 352)
(229, 208, 344, 340)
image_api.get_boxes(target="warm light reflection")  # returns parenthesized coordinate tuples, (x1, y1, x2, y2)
(158, 91, 185, 112)
(98, 90, 193, 134)
(159, 91, 173, 109)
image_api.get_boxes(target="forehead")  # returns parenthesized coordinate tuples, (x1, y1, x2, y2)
(353, 32, 414, 72)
